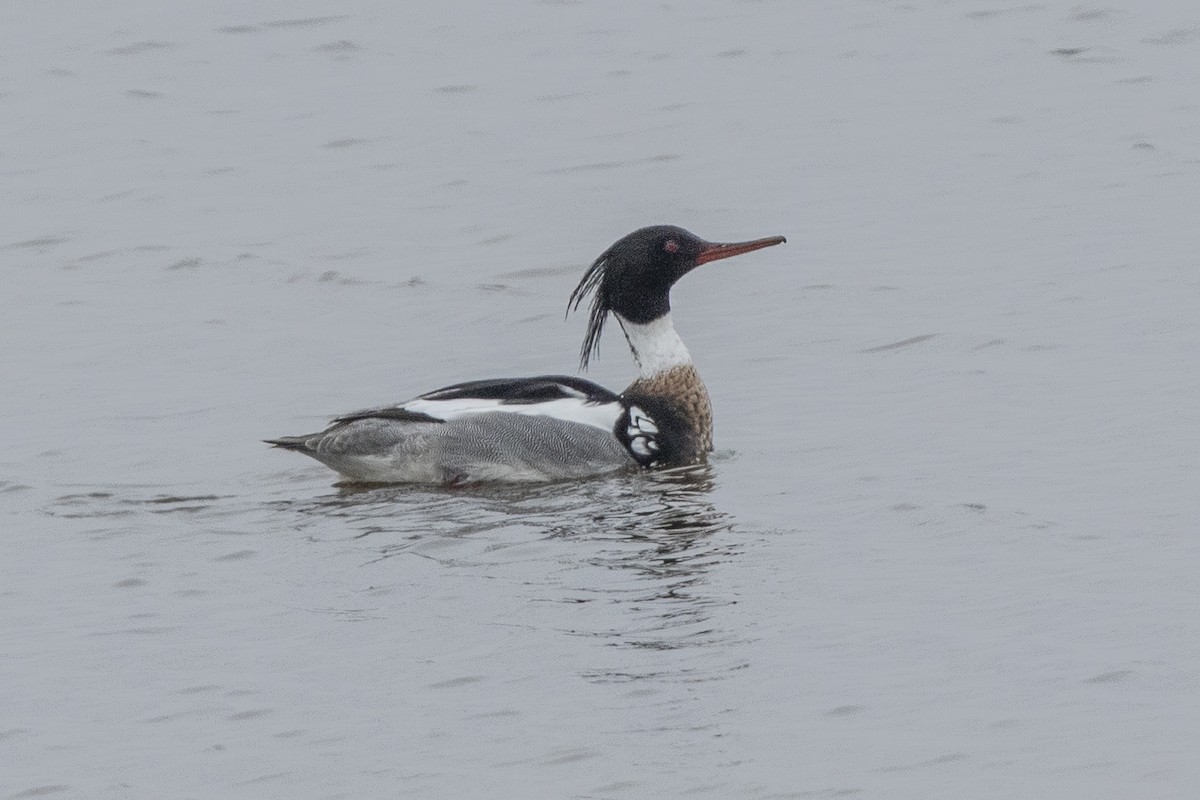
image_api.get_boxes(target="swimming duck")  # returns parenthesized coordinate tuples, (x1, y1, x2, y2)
(266, 225, 785, 484)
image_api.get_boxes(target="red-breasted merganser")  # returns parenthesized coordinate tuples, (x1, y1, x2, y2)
(267, 225, 786, 484)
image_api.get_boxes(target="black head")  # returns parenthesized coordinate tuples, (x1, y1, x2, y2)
(567, 225, 786, 369)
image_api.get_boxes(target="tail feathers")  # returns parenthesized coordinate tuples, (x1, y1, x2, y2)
(264, 435, 315, 452)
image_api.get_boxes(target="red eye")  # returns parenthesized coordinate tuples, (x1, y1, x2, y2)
(663, 239, 679, 253)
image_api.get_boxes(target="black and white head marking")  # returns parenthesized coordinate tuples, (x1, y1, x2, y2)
(567, 226, 710, 370)
(567, 225, 786, 371)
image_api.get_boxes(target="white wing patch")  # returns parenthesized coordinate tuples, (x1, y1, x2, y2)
(554, 385, 589, 400)
(628, 406, 658, 435)
(403, 396, 622, 432)
(625, 405, 661, 462)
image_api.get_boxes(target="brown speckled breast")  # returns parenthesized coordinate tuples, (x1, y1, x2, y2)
(622, 365, 713, 465)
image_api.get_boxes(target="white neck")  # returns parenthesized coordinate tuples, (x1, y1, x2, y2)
(616, 313, 693, 378)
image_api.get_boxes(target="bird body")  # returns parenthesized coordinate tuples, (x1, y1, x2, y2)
(267, 225, 785, 484)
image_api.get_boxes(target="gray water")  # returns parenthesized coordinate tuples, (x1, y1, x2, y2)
(3, 2, 1199, 798)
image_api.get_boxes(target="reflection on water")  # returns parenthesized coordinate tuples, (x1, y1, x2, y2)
(43, 466, 744, 684)
(281, 466, 743, 675)
(277, 464, 732, 554)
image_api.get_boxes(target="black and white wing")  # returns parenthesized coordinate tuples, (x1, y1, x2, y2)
(615, 403, 663, 467)
(334, 374, 624, 431)
(269, 375, 635, 483)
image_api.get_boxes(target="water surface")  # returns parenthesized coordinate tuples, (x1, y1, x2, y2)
(3, 1, 1199, 797)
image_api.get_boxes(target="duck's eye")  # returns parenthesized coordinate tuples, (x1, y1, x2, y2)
(663, 239, 679, 253)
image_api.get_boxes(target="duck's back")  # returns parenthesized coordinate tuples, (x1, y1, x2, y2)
(266, 375, 637, 484)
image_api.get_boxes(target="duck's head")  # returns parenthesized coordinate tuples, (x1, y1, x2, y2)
(568, 225, 786, 369)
